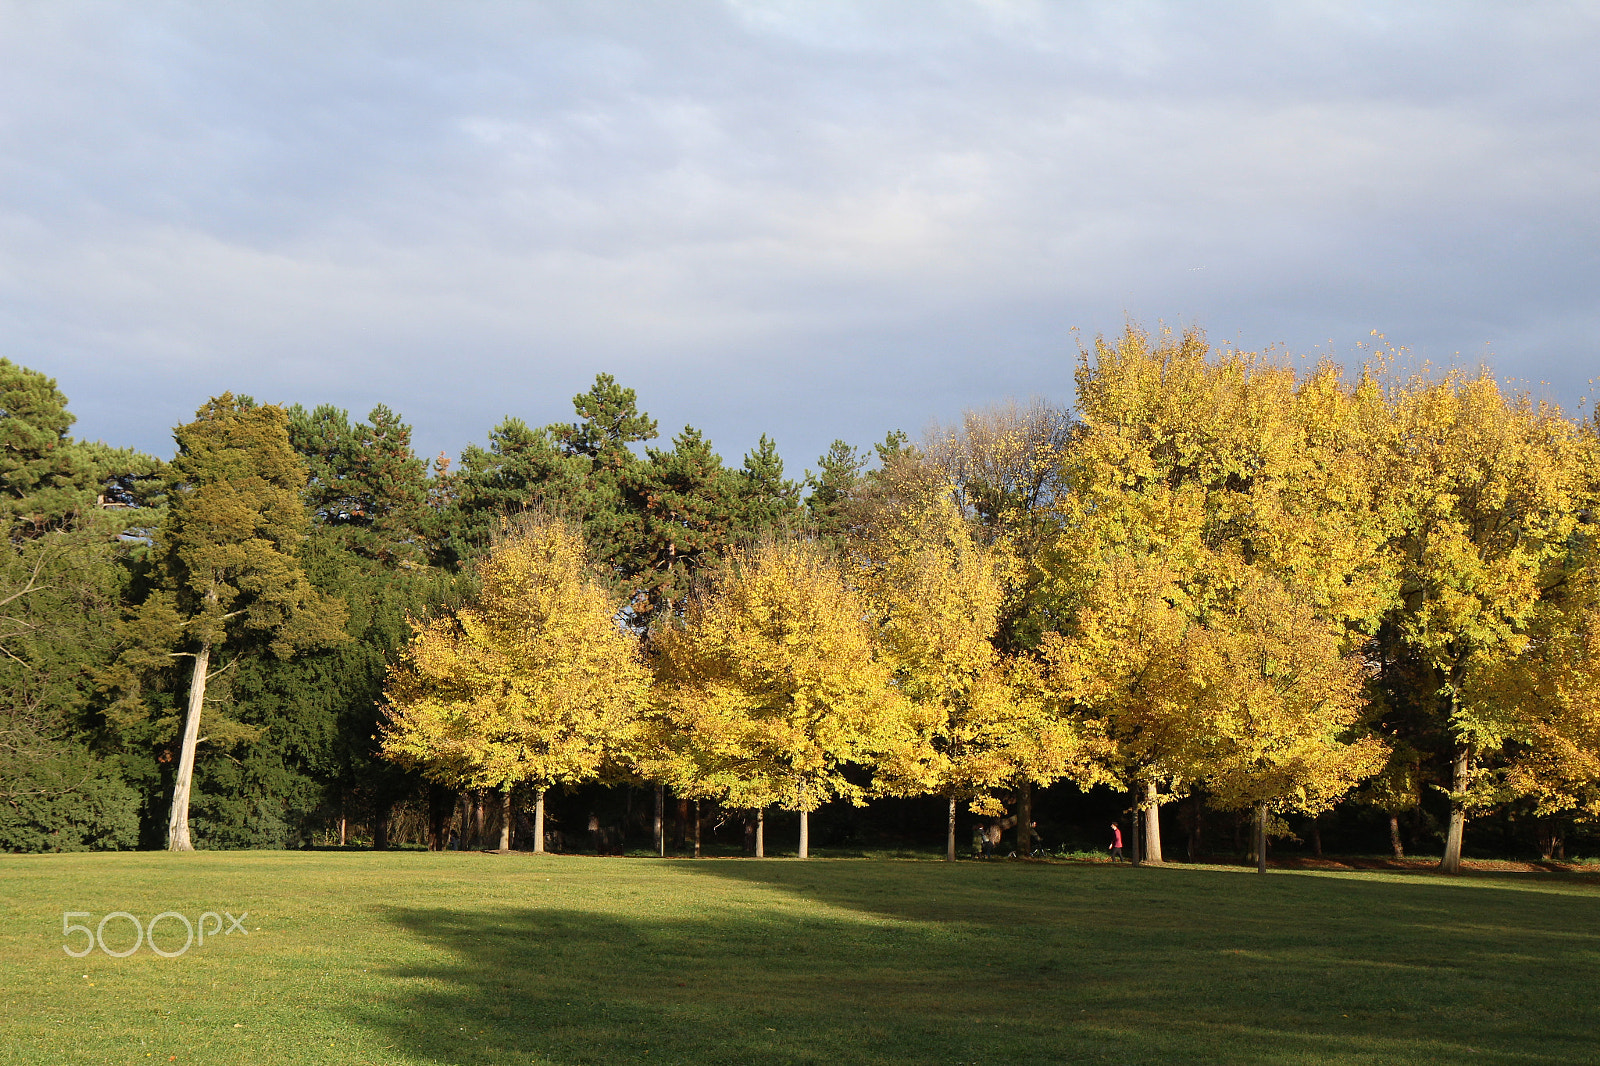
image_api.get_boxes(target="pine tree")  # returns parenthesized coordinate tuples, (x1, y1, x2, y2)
(111, 395, 348, 851)
(805, 440, 866, 546)
(620, 427, 741, 625)
(738, 434, 801, 538)
(287, 403, 431, 563)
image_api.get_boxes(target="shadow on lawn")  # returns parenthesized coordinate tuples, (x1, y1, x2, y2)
(362, 861, 1599, 1066)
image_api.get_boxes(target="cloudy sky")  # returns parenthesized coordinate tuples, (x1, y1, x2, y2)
(2, 1, 1597, 472)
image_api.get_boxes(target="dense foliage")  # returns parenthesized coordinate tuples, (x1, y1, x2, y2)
(6, 327, 1598, 868)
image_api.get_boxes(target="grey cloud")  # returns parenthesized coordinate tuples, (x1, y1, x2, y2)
(1, 1, 1596, 468)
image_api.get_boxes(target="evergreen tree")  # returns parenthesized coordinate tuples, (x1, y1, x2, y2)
(435, 375, 658, 572)
(620, 427, 741, 625)
(805, 440, 866, 546)
(0, 358, 160, 534)
(109, 395, 348, 851)
(287, 403, 431, 564)
(738, 434, 801, 538)
(0, 359, 157, 851)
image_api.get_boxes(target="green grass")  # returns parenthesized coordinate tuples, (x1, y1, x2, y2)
(3, 852, 1597, 1065)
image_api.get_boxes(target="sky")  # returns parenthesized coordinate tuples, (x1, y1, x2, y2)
(2, 1, 1597, 474)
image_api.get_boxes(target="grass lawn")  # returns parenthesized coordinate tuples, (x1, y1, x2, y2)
(2, 852, 1596, 1065)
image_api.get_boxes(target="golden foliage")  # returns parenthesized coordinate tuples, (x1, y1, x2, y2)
(380, 518, 649, 791)
(1044, 325, 1392, 812)
(650, 537, 903, 812)
(851, 460, 1109, 809)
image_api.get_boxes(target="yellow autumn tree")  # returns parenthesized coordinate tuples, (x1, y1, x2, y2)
(852, 457, 1106, 859)
(1040, 554, 1206, 860)
(923, 397, 1074, 650)
(1491, 600, 1600, 826)
(1474, 497, 1600, 831)
(1185, 580, 1387, 872)
(380, 518, 649, 853)
(1378, 369, 1589, 872)
(651, 537, 904, 858)
(1045, 325, 1395, 860)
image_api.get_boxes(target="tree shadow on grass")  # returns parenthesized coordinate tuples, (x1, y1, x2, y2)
(361, 860, 1599, 1066)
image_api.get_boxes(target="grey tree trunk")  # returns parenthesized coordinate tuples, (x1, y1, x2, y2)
(533, 789, 546, 854)
(166, 641, 212, 852)
(756, 808, 765, 858)
(946, 794, 957, 862)
(693, 799, 702, 858)
(498, 789, 512, 853)
(1143, 780, 1163, 863)
(799, 783, 810, 859)
(1389, 813, 1405, 860)
(1256, 802, 1268, 874)
(654, 783, 664, 857)
(1440, 745, 1470, 874)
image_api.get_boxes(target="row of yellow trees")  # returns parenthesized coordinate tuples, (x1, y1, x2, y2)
(380, 326, 1600, 871)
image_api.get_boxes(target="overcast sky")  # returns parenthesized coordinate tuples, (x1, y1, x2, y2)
(3, 1, 1597, 473)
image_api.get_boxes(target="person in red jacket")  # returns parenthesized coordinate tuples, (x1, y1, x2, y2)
(1109, 821, 1124, 861)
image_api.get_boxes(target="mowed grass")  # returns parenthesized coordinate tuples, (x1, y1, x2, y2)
(2, 852, 1597, 1065)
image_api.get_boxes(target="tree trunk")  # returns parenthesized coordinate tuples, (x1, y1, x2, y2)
(798, 783, 810, 859)
(1255, 802, 1267, 875)
(474, 790, 486, 848)
(1310, 815, 1322, 858)
(497, 789, 512, 853)
(756, 808, 765, 859)
(1142, 780, 1163, 863)
(1389, 813, 1405, 860)
(946, 793, 957, 862)
(1017, 781, 1033, 856)
(1439, 745, 1470, 874)
(533, 788, 546, 855)
(654, 783, 665, 857)
(693, 799, 702, 858)
(165, 640, 212, 851)
(338, 808, 347, 847)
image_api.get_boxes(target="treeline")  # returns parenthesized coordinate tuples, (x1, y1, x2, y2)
(5, 325, 1599, 869)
